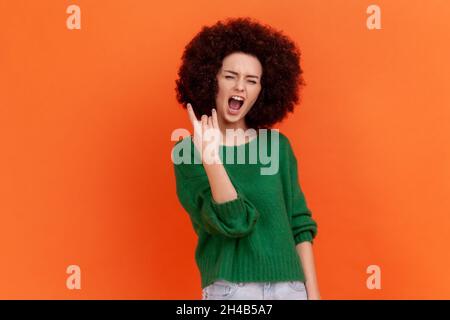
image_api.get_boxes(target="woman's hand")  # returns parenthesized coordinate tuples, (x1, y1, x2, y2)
(187, 103, 222, 165)
(296, 242, 321, 300)
(306, 284, 322, 300)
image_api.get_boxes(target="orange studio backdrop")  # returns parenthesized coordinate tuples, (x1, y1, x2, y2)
(0, 0, 449, 299)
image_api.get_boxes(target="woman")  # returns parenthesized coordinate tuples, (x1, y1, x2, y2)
(172, 17, 320, 300)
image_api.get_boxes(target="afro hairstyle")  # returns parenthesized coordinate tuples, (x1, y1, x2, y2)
(175, 17, 306, 130)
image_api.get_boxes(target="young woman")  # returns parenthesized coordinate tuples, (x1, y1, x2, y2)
(172, 17, 320, 300)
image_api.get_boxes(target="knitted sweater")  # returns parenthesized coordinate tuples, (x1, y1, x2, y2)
(172, 129, 318, 289)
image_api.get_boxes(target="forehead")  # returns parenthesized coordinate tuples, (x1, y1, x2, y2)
(221, 52, 262, 75)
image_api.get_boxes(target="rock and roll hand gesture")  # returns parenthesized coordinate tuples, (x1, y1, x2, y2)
(187, 103, 222, 165)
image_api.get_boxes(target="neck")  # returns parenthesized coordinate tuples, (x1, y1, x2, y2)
(217, 116, 255, 146)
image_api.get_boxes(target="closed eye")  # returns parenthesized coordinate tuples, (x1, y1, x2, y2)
(226, 76, 257, 84)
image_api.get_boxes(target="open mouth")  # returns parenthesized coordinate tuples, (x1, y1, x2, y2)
(228, 96, 245, 114)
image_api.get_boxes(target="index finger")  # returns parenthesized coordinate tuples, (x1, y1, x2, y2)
(186, 103, 202, 133)
(186, 103, 196, 122)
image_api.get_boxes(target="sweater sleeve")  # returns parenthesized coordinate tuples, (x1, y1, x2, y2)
(287, 143, 318, 245)
(174, 162, 260, 238)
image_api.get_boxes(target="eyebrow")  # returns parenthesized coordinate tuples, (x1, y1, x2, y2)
(224, 70, 260, 79)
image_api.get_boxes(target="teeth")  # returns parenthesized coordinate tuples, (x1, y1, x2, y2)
(231, 96, 244, 101)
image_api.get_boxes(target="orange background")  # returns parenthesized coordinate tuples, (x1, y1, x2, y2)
(1, 0, 449, 299)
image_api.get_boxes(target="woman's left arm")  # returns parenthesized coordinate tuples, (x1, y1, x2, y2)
(296, 241, 321, 300)
(284, 135, 320, 299)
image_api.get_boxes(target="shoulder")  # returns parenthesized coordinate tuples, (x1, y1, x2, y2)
(171, 135, 192, 163)
(172, 134, 192, 148)
(171, 135, 206, 179)
(270, 130, 299, 166)
(258, 129, 289, 144)
(275, 130, 290, 146)
(266, 129, 293, 154)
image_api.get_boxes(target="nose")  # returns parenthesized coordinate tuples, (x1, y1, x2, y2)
(234, 78, 245, 92)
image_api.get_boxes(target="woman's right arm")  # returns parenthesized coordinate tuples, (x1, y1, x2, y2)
(188, 104, 238, 204)
(173, 104, 260, 238)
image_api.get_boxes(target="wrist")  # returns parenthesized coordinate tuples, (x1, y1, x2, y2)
(305, 287, 321, 300)
(202, 154, 222, 165)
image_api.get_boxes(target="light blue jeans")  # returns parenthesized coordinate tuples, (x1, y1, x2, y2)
(202, 279, 308, 300)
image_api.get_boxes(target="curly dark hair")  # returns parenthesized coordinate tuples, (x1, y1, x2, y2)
(175, 17, 306, 130)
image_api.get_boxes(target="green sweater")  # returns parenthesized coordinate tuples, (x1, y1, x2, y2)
(172, 129, 318, 289)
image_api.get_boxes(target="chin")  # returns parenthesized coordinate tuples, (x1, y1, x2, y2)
(223, 111, 244, 123)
